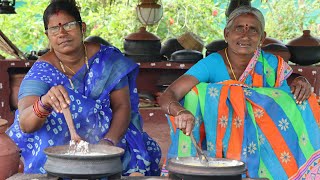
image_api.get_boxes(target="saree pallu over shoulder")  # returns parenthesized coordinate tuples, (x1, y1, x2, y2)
(167, 51, 320, 179)
(7, 45, 161, 175)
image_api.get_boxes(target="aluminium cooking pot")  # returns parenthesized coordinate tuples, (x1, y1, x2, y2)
(167, 157, 246, 180)
(44, 144, 124, 179)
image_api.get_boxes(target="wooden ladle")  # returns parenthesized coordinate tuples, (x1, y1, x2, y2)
(62, 108, 81, 142)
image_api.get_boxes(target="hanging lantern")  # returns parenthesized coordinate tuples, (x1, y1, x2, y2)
(0, 0, 16, 14)
(136, 0, 163, 26)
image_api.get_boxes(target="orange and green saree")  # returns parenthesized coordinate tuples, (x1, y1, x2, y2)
(167, 50, 320, 179)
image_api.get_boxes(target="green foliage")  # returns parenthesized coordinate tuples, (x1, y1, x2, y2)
(0, 0, 319, 58)
(260, 0, 320, 42)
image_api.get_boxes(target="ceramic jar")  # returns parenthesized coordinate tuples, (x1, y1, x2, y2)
(0, 119, 20, 179)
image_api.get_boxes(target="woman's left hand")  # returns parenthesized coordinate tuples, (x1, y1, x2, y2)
(290, 76, 312, 104)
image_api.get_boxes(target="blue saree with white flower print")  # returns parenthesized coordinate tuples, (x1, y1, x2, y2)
(6, 45, 161, 176)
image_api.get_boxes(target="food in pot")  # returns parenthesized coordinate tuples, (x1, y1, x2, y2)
(172, 157, 244, 167)
(67, 140, 89, 155)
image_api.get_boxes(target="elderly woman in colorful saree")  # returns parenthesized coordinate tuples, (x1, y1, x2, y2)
(6, 1, 161, 176)
(159, 6, 319, 180)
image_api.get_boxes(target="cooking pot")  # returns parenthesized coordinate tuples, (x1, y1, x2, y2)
(167, 157, 246, 180)
(170, 49, 203, 62)
(124, 27, 162, 62)
(286, 46, 320, 65)
(44, 144, 124, 179)
(160, 38, 184, 60)
(286, 30, 320, 65)
(0, 119, 20, 179)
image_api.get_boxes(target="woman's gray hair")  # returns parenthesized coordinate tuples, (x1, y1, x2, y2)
(226, 6, 265, 31)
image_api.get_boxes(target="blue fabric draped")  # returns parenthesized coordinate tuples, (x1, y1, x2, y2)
(6, 45, 161, 176)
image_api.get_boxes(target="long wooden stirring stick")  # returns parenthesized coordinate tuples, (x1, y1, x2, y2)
(62, 108, 81, 142)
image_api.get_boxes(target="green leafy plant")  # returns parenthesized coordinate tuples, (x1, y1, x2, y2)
(0, 0, 318, 58)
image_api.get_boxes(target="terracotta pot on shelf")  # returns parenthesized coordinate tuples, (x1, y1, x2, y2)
(0, 119, 20, 179)
(124, 27, 162, 62)
(286, 30, 320, 65)
(9, 73, 25, 111)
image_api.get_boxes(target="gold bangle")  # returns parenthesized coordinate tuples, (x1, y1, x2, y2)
(176, 109, 189, 116)
(295, 76, 310, 84)
(167, 101, 180, 115)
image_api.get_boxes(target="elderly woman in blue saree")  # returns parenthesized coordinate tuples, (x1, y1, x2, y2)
(159, 6, 319, 180)
(6, 1, 161, 176)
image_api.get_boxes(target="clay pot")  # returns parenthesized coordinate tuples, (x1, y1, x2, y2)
(170, 49, 203, 63)
(124, 27, 161, 62)
(287, 30, 320, 46)
(160, 38, 184, 60)
(9, 74, 25, 110)
(286, 30, 320, 65)
(0, 119, 20, 179)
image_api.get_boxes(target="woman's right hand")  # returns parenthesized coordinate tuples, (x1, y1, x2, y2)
(174, 110, 195, 136)
(43, 85, 71, 113)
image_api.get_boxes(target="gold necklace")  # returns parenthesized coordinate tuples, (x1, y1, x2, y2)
(224, 48, 237, 81)
(58, 44, 89, 89)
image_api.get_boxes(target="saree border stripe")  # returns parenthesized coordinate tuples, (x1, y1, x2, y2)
(289, 150, 320, 180)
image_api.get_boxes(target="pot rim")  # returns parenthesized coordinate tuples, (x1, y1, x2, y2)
(167, 157, 246, 176)
(44, 144, 124, 160)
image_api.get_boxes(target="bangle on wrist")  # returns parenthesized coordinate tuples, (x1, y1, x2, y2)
(167, 101, 180, 115)
(102, 137, 115, 146)
(176, 109, 189, 116)
(295, 76, 309, 84)
(33, 99, 51, 118)
(39, 95, 53, 112)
